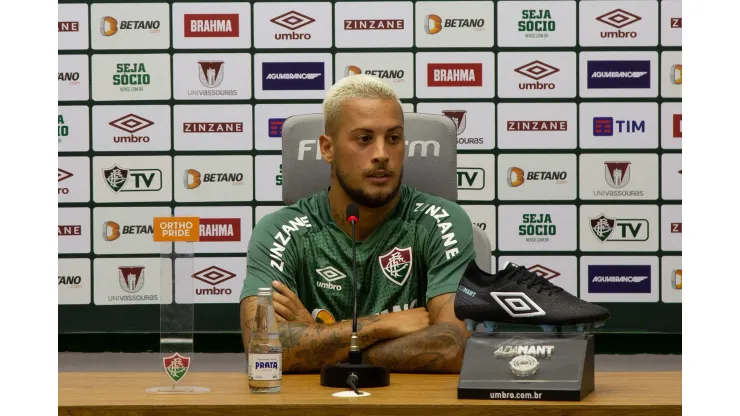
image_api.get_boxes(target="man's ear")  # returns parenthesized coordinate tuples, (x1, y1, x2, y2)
(319, 134, 334, 164)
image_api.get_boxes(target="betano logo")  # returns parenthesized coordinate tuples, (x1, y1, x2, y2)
(102, 221, 153, 241)
(298, 139, 440, 160)
(596, 9, 641, 38)
(671, 64, 682, 85)
(344, 65, 405, 81)
(184, 169, 244, 189)
(424, 14, 485, 34)
(506, 167, 567, 187)
(672, 269, 682, 290)
(100, 16, 161, 37)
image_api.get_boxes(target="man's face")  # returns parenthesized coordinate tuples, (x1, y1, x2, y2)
(331, 98, 405, 208)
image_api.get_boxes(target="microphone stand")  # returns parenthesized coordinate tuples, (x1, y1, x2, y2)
(320, 210, 390, 393)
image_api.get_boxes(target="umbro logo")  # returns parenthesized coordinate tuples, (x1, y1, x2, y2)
(490, 292, 546, 318)
(316, 266, 346, 282)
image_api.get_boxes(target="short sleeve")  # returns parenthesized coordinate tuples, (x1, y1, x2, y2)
(240, 211, 302, 302)
(423, 201, 476, 302)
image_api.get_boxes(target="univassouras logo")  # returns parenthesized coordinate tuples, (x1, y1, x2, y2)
(113, 63, 150, 92)
(424, 14, 485, 34)
(596, 9, 641, 38)
(189, 61, 238, 96)
(184, 169, 244, 189)
(519, 213, 555, 242)
(518, 9, 555, 38)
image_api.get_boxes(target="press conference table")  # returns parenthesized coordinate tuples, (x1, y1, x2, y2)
(58, 371, 681, 416)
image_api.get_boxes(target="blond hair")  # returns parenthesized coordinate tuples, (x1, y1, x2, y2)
(322, 74, 401, 137)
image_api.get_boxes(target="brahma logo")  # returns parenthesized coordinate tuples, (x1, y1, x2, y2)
(183, 169, 244, 189)
(100, 16, 161, 36)
(344, 19, 404, 30)
(424, 14, 485, 34)
(604, 161, 631, 188)
(199, 218, 241, 242)
(673, 114, 682, 138)
(271, 11, 315, 40)
(184, 14, 239, 37)
(427, 63, 482, 87)
(514, 61, 560, 90)
(596, 9, 641, 38)
(193, 266, 236, 295)
(262, 62, 325, 90)
(344, 65, 404, 81)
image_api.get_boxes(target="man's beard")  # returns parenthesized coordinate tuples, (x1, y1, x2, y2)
(334, 162, 403, 209)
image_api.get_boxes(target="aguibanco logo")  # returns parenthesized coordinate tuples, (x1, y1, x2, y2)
(519, 213, 556, 243)
(113, 62, 151, 93)
(518, 8, 555, 38)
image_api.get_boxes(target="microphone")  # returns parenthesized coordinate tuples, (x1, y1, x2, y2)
(320, 203, 390, 392)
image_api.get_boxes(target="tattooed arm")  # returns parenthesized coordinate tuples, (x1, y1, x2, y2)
(362, 292, 472, 373)
(240, 295, 431, 373)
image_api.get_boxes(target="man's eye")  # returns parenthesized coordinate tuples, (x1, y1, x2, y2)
(388, 135, 401, 142)
(358, 135, 372, 143)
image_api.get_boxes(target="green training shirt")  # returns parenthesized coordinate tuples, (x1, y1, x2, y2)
(240, 185, 475, 324)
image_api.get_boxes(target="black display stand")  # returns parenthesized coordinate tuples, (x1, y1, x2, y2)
(457, 332, 595, 401)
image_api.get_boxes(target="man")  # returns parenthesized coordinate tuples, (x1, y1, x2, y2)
(239, 74, 474, 374)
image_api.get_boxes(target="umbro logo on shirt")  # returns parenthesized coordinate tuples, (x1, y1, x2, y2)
(316, 266, 345, 291)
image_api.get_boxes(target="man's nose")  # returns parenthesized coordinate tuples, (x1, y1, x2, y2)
(370, 136, 390, 162)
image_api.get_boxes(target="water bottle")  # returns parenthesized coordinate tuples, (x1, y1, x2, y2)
(248, 287, 283, 394)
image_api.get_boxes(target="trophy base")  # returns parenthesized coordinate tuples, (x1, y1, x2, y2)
(457, 332, 595, 401)
(145, 386, 211, 394)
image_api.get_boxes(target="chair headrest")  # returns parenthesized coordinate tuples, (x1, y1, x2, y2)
(281, 112, 458, 205)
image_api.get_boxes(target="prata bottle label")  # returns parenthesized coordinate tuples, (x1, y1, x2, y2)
(249, 353, 282, 380)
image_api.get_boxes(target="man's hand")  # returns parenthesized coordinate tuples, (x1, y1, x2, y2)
(271, 281, 315, 325)
(380, 307, 431, 338)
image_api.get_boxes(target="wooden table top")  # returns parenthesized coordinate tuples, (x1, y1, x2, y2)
(59, 371, 681, 416)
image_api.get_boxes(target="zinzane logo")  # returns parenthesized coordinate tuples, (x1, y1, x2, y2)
(297, 140, 439, 160)
(268, 216, 313, 272)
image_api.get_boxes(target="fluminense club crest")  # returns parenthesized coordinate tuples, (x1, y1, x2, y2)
(163, 352, 191, 384)
(378, 247, 413, 286)
(590, 214, 616, 242)
(103, 165, 129, 193)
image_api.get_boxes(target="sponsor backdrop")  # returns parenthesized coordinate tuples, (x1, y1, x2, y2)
(58, 0, 682, 334)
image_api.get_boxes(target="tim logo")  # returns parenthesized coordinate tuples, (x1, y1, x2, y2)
(490, 292, 545, 318)
(457, 168, 485, 190)
(269, 118, 285, 137)
(378, 247, 412, 286)
(442, 110, 466, 134)
(103, 165, 162, 193)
